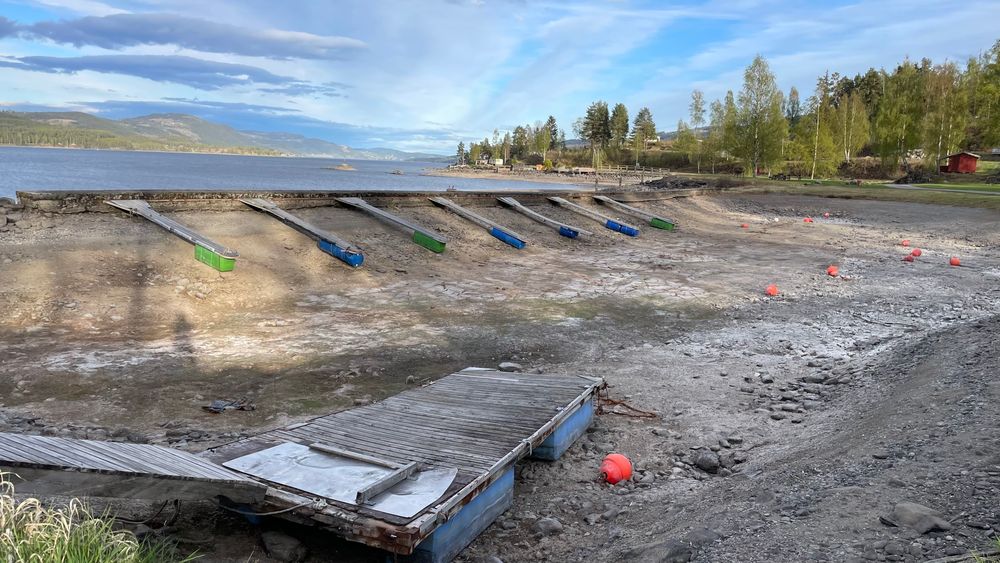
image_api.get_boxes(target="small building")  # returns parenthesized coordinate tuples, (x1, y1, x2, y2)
(939, 151, 980, 174)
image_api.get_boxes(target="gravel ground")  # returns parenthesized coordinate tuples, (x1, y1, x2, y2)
(1, 191, 998, 562)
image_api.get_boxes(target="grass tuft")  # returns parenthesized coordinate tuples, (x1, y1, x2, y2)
(0, 474, 197, 562)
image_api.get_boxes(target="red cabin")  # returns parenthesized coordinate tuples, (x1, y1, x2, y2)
(939, 151, 980, 174)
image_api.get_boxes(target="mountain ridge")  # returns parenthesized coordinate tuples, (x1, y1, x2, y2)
(0, 110, 446, 161)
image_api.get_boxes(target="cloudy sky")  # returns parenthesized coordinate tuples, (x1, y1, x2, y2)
(0, 0, 997, 153)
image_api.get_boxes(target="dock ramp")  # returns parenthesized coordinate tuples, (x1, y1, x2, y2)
(0, 432, 264, 503)
(548, 196, 640, 236)
(429, 197, 527, 249)
(593, 195, 676, 230)
(206, 368, 603, 561)
(497, 196, 592, 239)
(106, 199, 239, 271)
(337, 197, 447, 253)
(241, 198, 363, 267)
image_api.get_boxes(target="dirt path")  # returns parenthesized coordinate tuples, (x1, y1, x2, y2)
(1, 192, 998, 562)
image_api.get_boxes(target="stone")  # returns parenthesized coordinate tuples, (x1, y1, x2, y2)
(694, 451, 720, 473)
(261, 531, 307, 562)
(478, 557, 504, 563)
(498, 362, 524, 372)
(625, 539, 693, 563)
(881, 502, 952, 534)
(533, 517, 563, 536)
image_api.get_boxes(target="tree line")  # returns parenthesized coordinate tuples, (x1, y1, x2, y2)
(458, 38, 1000, 177)
(457, 116, 566, 166)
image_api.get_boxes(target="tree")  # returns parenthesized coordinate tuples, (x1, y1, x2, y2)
(630, 106, 656, 166)
(807, 71, 833, 179)
(832, 91, 871, 163)
(502, 131, 512, 163)
(674, 120, 698, 168)
(579, 100, 611, 167)
(785, 87, 802, 127)
(512, 126, 529, 160)
(456, 141, 465, 165)
(689, 90, 706, 172)
(734, 55, 788, 176)
(610, 103, 630, 149)
(922, 62, 966, 163)
(544, 115, 559, 150)
(705, 99, 726, 173)
(532, 121, 551, 156)
(469, 142, 482, 164)
(873, 60, 925, 166)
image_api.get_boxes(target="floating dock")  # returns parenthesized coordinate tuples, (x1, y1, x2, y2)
(206, 368, 602, 561)
(241, 198, 363, 267)
(497, 196, 593, 239)
(337, 197, 447, 253)
(0, 432, 264, 503)
(548, 197, 641, 236)
(106, 199, 239, 271)
(429, 197, 527, 249)
(593, 195, 676, 230)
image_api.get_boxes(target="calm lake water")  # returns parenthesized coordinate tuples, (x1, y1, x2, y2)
(0, 147, 571, 201)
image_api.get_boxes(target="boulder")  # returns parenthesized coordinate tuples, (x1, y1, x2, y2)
(498, 362, 524, 372)
(881, 502, 952, 534)
(261, 531, 307, 562)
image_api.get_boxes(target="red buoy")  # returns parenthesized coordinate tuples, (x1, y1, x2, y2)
(901, 239, 910, 247)
(740, 223, 749, 229)
(600, 453, 633, 485)
(803, 217, 813, 223)
(911, 248, 922, 257)
(765, 284, 779, 296)
(823, 212, 830, 218)
(826, 265, 839, 277)
(902, 255, 914, 262)
(949, 256, 961, 267)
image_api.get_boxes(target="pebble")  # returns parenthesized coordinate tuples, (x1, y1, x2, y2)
(533, 517, 563, 536)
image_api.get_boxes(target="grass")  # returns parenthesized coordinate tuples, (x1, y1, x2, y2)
(912, 183, 1000, 192)
(733, 182, 1000, 211)
(972, 536, 1000, 563)
(0, 475, 197, 562)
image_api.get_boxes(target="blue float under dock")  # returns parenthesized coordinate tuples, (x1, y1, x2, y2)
(205, 368, 604, 561)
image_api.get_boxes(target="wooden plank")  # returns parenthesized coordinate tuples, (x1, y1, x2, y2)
(592, 195, 676, 225)
(496, 197, 593, 236)
(356, 462, 418, 505)
(106, 200, 238, 257)
(337, 197, 447, 243)
(308, 443, 401, 468)
(428, 197, 528, 243)
(548, 197, 641, 235)
(241, 198, 359, 251)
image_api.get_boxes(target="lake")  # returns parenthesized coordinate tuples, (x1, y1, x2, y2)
(0, 147, 570, 201)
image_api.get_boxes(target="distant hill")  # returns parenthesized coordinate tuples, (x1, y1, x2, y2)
(0, 110, 445, 160)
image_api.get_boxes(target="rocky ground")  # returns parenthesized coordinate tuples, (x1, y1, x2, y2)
(1, 191, 999, 562)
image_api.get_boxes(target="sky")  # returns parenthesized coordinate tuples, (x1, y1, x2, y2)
(0, 0, 998, 154)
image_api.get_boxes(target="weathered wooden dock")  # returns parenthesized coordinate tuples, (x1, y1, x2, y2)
(497, 196, 593, 239)
(593, 195, 677, 230)
(336, 196, 448, 253)
(0, 433, 264, 502)
(205, 368, 603, 558)
(241, 198, 364, 267)
(106, 199, 239, 271)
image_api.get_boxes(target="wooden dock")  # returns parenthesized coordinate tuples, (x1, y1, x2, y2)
(106, 199, 239, 271)
(497, 196, 593, 239)
(429, 197, 527, 249)
(592, 195, 676, 230)
(241, 198, 364, 267)
(337, 196, 448, 253)
(205, 368, 603, 555)
(0, 432, 264, 503)
(548, 196, 641, 236)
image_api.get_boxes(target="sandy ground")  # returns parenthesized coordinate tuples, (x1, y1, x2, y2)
(1, 192, 999, 562)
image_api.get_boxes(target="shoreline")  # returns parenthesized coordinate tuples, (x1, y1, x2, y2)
(424, 167, 637, 188)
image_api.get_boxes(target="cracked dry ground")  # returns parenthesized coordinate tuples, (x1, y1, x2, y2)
(1, 192, 998, 562)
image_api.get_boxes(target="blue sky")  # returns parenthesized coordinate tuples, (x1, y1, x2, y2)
(0, 0, 997, 153)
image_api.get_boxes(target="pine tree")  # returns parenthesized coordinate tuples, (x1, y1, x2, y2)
(609, 103, 630, 149)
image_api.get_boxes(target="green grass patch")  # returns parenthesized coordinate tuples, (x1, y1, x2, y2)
(0, 475, 197, 562)
(913, 183, 1000, 192)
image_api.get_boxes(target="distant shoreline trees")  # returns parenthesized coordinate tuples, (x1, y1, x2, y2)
(458, 38, 1000, 177)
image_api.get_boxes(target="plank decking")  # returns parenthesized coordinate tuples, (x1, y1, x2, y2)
(0, 432, 264, 502)
(205, 368, 603, 554)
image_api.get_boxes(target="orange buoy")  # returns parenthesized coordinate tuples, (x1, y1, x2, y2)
(901, 239, 910, 247)
(911, 248, 922, 257)
(740, 223, 749, 229)
(765, 284, 779, 296)
(826, 265, 839, 277)
(823, 212, 830, 218)
(902, 255, 914, 262)
(600, 453, 633, 485)
(949, 256, 961, 267)
(803, 217, 813, 223)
